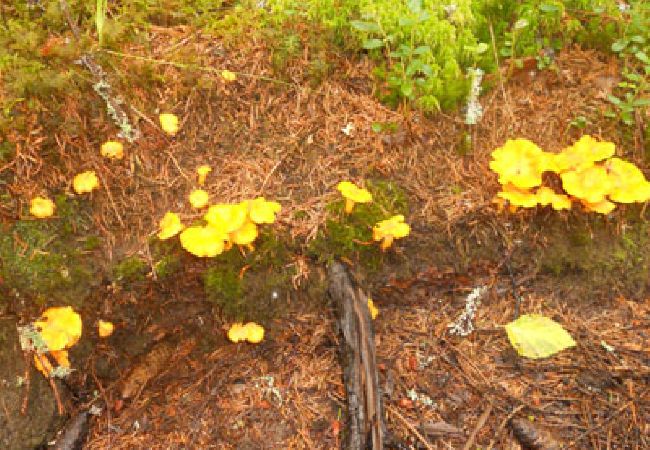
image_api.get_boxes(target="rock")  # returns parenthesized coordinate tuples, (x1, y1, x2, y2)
(0, 318, 57, 450)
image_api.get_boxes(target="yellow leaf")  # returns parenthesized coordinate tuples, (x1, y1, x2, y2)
(505, 314, 575, 359)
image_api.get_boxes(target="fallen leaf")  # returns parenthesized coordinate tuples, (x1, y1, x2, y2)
(505, 314, 576, 359)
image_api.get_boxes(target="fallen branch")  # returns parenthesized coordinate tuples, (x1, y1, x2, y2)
(328, 260, 384, 450)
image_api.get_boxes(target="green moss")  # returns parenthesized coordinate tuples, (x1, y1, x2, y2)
(0, 219, 94, 307)
(153, 254, 181, 280)
(202, 229, 293, 322)
(307, 179, 409, 269)
(113, 256, 148, 283)
(538, 214, 650, 295)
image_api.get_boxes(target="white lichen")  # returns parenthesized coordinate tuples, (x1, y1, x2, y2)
(448, 285, 487, 336)
(464, 68, 484, 125)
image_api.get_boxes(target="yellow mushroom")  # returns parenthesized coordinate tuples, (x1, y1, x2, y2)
(221, 70, 237, 82)
(336, 181, 373, 213)
(33, 306, 83, 352)
(367, 299, 379, 320)
(581, 198, 616, 215)
(180, 225, 227, 257)
(561, 165, 611, 204)
(73, 170, 100, 194)
(227, 322, 265, 343)
(247, 197, 282, 224)
(605, 157, 650, 203)
(489, 139, 551, 189)
(197, 165, 212, 186)
(189, 189, 210, 209)
(159, 113, 180, 136)
(204, 203, 248, 233)
(553, 135, 615, 173)
(535, 187, 572, 211)
(229, 221, 258, 251)
(157, 212, 185, 240)
(98, 320, 115, 338)
(243, 322, 265, 343)
(100, 141, 124, 160)
(372, 214, 411, 251)
(496, 183, 538, 208)
(30, 196, 55, 218)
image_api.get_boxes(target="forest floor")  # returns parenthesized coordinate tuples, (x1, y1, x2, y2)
(1, 20, 649, 450)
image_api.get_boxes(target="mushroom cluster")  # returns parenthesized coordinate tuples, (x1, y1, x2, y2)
(30, 306, 83, 378)
(158, 195, 281, 258)
(490, 136, 650, 214)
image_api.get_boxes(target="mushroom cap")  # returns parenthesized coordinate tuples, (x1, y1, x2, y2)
(230, 221, 258, 245)
(243, 322, 265, 343)
(606, 157, 650, 203)
(180, 225, 227, 257)
(554, 135, 615, 173)
(561, 165, 611, 203)
(336, 181, 373, 204)
(157, 212, 185, 240)
(33, 306, 82, 352)
(221, 70, 237, 82)
(227, 323, 248, 343)
(247, 197, 282, 224)
(535, 187, 572, 210)
(159, 113, 180, 136)
(100, 141, 124, 160)
(30, 197, 55, 218)
(372, 214, 411, 241)
(205, 203, 248, 233)
(496, 184, 538, 208)
(189, 189, 210, 209)
(367, 299, 379, 320)
(581, 198, 616, 214)
(197, 165, 212, 176)
(73, 170, 100, 194)
(489, 139, 550, 189)
(98, 320, 114, 338)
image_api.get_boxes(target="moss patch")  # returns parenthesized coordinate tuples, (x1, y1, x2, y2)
(307, 179, 409, 270)
(0, 194, 98, 307)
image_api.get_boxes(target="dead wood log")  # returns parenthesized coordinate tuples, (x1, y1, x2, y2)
(328, 260, 384, 450)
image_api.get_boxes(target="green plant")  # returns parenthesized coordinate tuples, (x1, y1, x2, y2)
(607, 2, 650, 127)
(95, 0, 108, 46)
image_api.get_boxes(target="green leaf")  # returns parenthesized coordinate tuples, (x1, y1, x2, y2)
(540, 3, 560, 13)
(362, 39, 384, 50)
(635, 51, 650, 64)
(611, 40, 627, 52)
(350, 20, 380, 33)
(505, 314, 576, 359)
(371, 122, 383, 133)
(607, 94, 622, 106)
(632, 98, 650, 107)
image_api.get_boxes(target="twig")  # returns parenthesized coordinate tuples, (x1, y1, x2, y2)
(386, 404, 434, 450)
(463, 403, 493, 450)
(486, 404, 526, 449)
(20, 350, 32, 415)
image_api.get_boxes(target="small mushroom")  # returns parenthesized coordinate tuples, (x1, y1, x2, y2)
(157, 212, 184, 240)
(197, 165, 212, 186)
(98, 320, 114, 338)
(489, 139, 550, 189)
(100, 141, 124, 160)
(367, 299, 379, 320)
(73, 171, 100, 194)
(606, 157, 650, 203)
(372, 214, 410, 251)
(30, 196, 55, 218)
(227, 322, 265, 344)
(247, 197, 282, 224)
(535, 187, 571, 211)
(159, 113, 180, 136)
(337, 181, 373, 213)
(189, 189, 209, 209)
(221, 70, 237, 82)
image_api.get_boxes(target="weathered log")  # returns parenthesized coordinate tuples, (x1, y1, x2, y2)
(328, 261, 384, 450)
